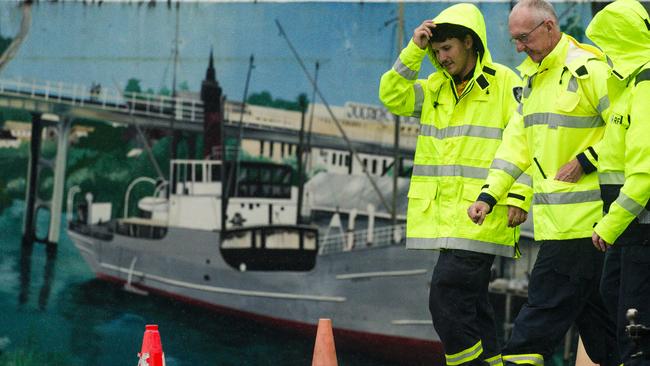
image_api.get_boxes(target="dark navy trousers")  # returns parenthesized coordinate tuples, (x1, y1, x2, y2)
(600, 242, 650, 366)
(502, 239, 619, 366)
(430, 249, 500, 365)
(599, 184, 650, 366)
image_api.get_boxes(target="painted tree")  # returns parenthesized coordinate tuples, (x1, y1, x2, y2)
(0, 3, 31, 74)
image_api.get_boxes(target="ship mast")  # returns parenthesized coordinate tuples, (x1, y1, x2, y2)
(171, 3, 180, 99)
(305, 61, 319, 173)
(170, 2, 180, 160)
(233, 55, 255, 198)
(391, 2, 404, 238)
(275, 19, 394, 216)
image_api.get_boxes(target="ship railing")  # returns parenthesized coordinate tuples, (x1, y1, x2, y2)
(0, 77, 205, 123)
(123, 177, 160, 219)
(318, 223, 406, 255)
(66, 185, 82, 225)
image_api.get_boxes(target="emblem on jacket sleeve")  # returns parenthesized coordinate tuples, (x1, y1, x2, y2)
(512, 86, 523, 103)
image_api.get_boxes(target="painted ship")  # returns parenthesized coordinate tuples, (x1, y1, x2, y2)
(64, 54, 536, 365)
(67, 158, 446, 365)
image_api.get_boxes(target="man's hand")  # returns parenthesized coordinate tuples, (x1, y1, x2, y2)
(412, 20, 437, 49)
(592, 232, 609, 252)
(555, 158, 583, 183)
(468, 201, 490, 225)
(507, 206, 528, 227)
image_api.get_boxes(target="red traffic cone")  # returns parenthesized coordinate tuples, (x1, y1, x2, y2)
(137, 324, 165, 366)
(312, 318, 338, 366)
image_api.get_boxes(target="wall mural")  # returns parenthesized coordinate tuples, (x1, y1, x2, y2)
(0, 2, 598, 366)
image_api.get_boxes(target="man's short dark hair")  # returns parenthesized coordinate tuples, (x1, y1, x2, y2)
(430, 23, 484, 56)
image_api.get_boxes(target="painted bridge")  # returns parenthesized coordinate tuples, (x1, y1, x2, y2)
(0, 77, 413, 246)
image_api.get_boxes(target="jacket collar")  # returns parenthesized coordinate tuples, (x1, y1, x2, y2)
(438, 54, 492, 91)
(517, 33, 569, 77)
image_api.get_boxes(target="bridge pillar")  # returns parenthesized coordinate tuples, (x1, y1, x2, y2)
(22, 113, 70, 246)
(22, 113, 43, 245)
(48, 117, 71, 243)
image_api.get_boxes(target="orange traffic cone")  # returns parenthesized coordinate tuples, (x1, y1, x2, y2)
(312, 318, 338, 366)
(137, 324, 165, 366)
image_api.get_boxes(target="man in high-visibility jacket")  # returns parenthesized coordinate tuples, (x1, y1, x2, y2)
(379, 3, 532, 365)
(586, 1, 650, 364)
(467, 0, 619, 365)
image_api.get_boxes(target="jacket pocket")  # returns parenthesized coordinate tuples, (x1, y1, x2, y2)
(533, 179, 602, 236)
(459, 181, 514, 247)
(407, 180, 438, 212)
(462, 181, 478, 199)
(556, 91, 580, 113)
(537, 177, 578, 192)
(406, 180, 439, 239)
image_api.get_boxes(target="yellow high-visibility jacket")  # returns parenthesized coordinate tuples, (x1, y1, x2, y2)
(379, 3, 532, 257)
(586, 0, 650, 244)
(480, 34, 610, 241)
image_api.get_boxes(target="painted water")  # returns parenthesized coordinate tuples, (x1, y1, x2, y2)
(0, 200, 394, 366)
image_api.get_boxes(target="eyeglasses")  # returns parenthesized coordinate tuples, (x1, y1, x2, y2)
(510, 20, 546, 44)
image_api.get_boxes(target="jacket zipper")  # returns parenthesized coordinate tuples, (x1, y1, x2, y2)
(533, 157, 547, 179)
(450, 80, 459, 104)
(450, 79, 475, 104)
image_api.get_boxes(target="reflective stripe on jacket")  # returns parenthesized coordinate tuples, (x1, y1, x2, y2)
(481, 34, 610, 241)
(586, 0, 650, 244)
(379, 3, 532, 257)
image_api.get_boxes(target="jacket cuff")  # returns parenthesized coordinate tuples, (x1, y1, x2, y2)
(576, 152, 597, 174)
(400, 39, 428, 69)
(477, 192, 497, 213)
(594, 221, 618, 246)
(506, 193, 530, 212)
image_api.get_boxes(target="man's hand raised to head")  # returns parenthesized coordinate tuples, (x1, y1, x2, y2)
(413, 20, 437, 49)
(468, 201, 490, 225)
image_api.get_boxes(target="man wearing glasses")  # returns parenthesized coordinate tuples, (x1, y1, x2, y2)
(468, 0, 619, 365)
(380, 3, 531, 365)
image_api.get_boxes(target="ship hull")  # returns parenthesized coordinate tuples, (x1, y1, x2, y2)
(68, 225, 444, 364)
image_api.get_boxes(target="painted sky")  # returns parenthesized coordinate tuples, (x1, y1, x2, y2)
(0, 1, 594, 107)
